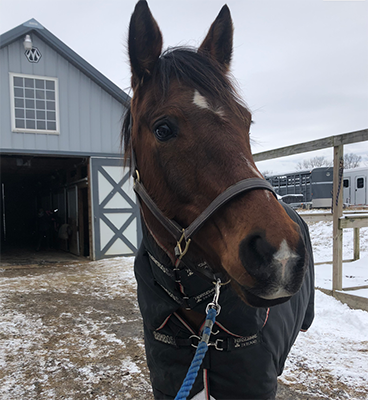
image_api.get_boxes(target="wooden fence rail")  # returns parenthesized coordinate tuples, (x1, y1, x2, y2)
(253, 129, 368, 162)
(253, 129, 368, 310)
(300, 211, 368, 266)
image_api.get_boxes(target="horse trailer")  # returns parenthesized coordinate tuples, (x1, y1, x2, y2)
(265, 166, 367, 208)
(265, 167, 333, 208)
(343, 167, 368, 206)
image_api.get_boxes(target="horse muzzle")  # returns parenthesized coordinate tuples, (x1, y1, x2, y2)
(236, 231, 308, 307)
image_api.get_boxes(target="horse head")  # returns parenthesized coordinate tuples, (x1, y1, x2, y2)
(124, 0, 308, 308)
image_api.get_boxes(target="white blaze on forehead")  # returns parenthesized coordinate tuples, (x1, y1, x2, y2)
(193, 90, 225, 117)
(193, 89, 211, 110)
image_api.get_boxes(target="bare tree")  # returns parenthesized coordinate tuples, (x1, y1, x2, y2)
(343, 153, 361, 169)
(260, 170, 273, 177)
(295, 153, 361, 171)
(296, 156, 332, 170)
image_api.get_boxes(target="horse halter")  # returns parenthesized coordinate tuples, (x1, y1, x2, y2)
(131, 150, 277, 264)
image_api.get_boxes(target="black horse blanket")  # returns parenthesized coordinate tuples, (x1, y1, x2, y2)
(134, 203, 315, 399)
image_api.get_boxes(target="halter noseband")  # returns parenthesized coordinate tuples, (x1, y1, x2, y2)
(131, 151, 277, 262)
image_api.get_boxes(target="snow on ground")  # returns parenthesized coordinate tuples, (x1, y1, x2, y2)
(0, 257, 153, 400)
(278, 220, 368, 399)
(0, 220, 367, 399)
(280, 290, 368, 399)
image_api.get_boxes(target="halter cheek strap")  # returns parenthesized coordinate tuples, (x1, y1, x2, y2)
(131, 149, 277, 266)
(133, 171, 277, 257)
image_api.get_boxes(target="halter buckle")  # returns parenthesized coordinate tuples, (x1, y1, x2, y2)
(175, 230, 192, 260)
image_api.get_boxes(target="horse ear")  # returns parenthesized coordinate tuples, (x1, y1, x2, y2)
(128, 0, 163, 88)
(198, 5, 233, 71)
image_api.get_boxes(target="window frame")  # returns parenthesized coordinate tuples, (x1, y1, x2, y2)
(9, 72, 60, 135)
(357, 177, 364, 189)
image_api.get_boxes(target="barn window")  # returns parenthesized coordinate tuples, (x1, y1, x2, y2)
(10, 73, 59, 134)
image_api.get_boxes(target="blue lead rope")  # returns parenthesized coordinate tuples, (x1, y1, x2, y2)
(174, 279, 222, 400)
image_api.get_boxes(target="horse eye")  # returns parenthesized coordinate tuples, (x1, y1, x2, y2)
(154, 123, 175, 141)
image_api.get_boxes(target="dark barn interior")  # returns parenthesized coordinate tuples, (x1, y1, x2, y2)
(0, 154, 90, 264)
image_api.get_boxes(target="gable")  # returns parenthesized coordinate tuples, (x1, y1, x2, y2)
(0, 20, 130, 156)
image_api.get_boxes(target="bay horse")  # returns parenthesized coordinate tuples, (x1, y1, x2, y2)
(123, 1, 314, 399)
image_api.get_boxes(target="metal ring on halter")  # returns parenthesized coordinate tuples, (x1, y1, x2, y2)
(205, 278, 222, 315)
(206, 302, 221, 316)
(134, 169, 141, 183)
(215, 279, 232, 286)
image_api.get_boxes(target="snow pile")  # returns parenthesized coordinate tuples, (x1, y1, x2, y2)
(278, 218, 368, 399)
(307, 218, 368, 294)
(307, 219, 368, 263)
(280, 290, 368, 399)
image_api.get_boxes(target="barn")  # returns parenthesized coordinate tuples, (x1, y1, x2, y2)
(0, 19, 140, 261)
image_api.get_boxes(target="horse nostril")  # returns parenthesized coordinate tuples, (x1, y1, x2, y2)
(239, 232, 276, 277)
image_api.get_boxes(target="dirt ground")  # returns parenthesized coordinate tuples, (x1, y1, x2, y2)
(0, 251, 327, 399)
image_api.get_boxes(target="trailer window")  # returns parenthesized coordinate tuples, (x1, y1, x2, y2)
(343, 179, 349, 188)
(357, 178, 364, 189)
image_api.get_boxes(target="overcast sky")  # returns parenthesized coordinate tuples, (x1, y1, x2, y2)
(1, 0, 367, 174)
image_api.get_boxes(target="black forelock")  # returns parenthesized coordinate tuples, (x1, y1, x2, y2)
(122, 46, 248, 160)
(155, 47, 240, 104)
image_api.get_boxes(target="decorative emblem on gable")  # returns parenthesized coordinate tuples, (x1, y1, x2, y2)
(24, 47, 42, 63)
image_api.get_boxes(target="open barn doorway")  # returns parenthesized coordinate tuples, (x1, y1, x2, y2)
(0, 154, 90, 265)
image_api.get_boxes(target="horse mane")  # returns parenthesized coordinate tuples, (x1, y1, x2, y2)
(122, 47, 250, 164)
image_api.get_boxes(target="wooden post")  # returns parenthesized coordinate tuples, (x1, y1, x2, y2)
(332, 144, 344, 291)
(353, 227, 360, 261)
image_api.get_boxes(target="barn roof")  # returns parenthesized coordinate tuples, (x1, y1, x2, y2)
(0, 18, 130, 107)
